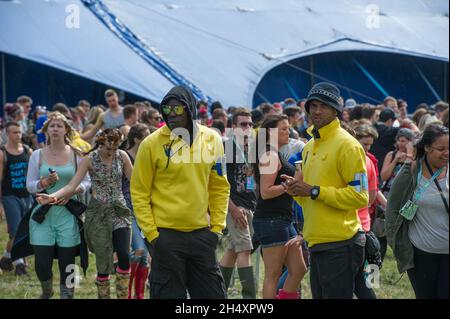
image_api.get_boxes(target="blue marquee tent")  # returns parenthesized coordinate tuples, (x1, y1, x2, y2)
(0, 0, 448, 112)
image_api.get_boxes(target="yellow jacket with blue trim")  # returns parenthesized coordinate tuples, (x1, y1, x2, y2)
(294, 119, 369, 247)
(130, 123, 230, 243)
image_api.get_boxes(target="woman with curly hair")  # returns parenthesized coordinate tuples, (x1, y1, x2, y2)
(386, 124, 448, 299)
(36, 128, 133, 299)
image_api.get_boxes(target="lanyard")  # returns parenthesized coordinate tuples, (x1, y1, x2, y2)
(414, 160, 444, 202)
(233, 136, 249, 167)
(424, 156, 449, 213)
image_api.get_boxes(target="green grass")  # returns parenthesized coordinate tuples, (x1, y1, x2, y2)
(0, 217, 414, 299)
(220, 235, 415, 299)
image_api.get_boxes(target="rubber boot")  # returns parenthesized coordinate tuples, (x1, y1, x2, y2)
(116, 268, 131, 299)
(39, 278, 54, 299)
(219, 266, 234, 290)
(278, 288, 300, 299)
(238, 266, 256, 299)
(60, 284, 74, 299)
(96, 277, 111, 299)
(128, 262, 139, 299)
(134, 264, 149, 299)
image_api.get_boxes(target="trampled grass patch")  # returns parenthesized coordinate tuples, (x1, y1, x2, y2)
(0, 219, 414, 299)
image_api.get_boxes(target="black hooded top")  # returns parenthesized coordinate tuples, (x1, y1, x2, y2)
(160, 86, 198, 124)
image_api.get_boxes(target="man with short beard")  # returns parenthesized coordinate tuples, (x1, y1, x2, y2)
(283, 82, 369, 299)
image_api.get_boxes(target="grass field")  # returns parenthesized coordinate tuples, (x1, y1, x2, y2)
(0, 217, 415, 299)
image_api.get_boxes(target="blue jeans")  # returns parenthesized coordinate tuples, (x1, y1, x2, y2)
(130, 218, 149, 265)
(253, 217, 296, 248)
(2, 195, 33, 238)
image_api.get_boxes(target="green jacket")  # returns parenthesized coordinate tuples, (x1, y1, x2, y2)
(385, 161, 419, 274)
(84, 197, 131, 274)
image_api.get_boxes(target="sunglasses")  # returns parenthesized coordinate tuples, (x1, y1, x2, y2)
(161, 105, 186, 116)
(239, 122, 254, 128)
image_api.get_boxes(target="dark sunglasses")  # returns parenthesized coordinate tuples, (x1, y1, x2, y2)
(239, 121, 254, 128)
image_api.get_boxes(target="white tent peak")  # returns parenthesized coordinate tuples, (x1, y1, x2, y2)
(0, 0, 448, 107)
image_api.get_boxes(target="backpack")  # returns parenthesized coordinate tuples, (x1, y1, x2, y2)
(365, 230, 383, 269)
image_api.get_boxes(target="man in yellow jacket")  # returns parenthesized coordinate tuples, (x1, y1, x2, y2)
(131, 86, 230, 299)
(283, 82, 369, 299)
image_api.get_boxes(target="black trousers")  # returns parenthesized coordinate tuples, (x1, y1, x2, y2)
(407, 246, 449, 299)
(34, 245, 76, 286)
(147, 228, 226, 299)
(354, 262, 377, 299)
(310, 243, 365, 299)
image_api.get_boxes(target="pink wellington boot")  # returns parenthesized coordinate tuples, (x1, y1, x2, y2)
(278, 289, 300, 299)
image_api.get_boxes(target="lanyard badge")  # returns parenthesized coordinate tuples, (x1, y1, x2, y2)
(399, 200, 419, 221)
(400, 160, 444, 221)
(246, 175, 255, 191)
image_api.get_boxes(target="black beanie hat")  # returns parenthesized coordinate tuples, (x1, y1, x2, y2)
(305, 82, 342, 114)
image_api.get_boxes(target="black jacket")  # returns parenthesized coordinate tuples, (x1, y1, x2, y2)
(371, 123, 399, 172)
(11, 199, 89, 275)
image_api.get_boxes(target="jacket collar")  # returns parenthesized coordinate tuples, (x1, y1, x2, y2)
(307, 118, 340, 141)
(160, 123, 172, 136)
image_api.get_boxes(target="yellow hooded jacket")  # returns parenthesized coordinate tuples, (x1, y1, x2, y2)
(294, 119, 369, 248)
(130, 123, 230, 243)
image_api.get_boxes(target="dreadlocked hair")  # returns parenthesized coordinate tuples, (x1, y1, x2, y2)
(83, 128, 123, 156)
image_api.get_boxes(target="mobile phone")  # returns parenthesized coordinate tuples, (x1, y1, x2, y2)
(294, 160, 302, 172)
(48, 168, 56, 174)
(294, 160, 303, 181)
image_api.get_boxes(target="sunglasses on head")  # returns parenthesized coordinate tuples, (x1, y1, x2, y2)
(161, 105, 186, 115)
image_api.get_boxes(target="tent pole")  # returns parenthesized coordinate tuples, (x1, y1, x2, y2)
(444, 62, 448, 102)
(309, 56, 315, 87)
(1, 53, 6, 106)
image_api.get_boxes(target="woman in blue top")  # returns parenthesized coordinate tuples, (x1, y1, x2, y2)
(36, 128, 134, 299)
(26, 112, 90, 299)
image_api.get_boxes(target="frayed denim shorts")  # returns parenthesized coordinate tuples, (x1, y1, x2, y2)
(252, 217, 297, 248)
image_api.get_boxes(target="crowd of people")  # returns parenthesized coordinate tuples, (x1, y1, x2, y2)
(0, 84, 448, 299)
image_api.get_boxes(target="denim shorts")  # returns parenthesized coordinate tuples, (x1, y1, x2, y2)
(252, 217, 297, 248)
(2, 195, 33, 238)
